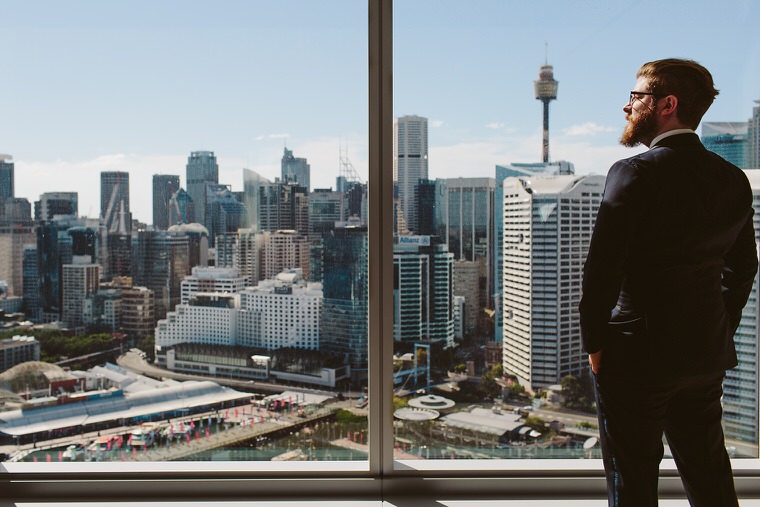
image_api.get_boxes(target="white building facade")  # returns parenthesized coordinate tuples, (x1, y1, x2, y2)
(502, 174, 604, 391)
(393, 115, 428, 234)
(180, 266, 248, 304)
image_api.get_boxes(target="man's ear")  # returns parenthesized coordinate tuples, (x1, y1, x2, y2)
(659, 94, 678, 116)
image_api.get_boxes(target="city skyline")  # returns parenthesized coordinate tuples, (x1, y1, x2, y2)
(2, 0, 759, 223)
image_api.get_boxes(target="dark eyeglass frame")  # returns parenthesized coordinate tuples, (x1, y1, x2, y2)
(629, 91, 664, 105)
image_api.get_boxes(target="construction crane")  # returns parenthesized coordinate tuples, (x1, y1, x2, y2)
(167, 179, 185, 225)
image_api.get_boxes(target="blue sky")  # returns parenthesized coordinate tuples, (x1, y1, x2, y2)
(1, 0, 758, 223)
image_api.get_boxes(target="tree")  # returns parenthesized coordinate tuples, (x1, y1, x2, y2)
(560, 370, 595, 413)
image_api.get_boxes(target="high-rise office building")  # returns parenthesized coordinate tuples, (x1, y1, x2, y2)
(186, 151, 219, 226)
(308, 189, 347, 282)
(153, 174, 180, 230)
(453, 259, 481, 336)
(62, 259, 101, 327)
(281, 147, 311, 192)
(3, 198, 32, 226)
(242, 169, 270, 233)
(35, 192, 78, 221)
(321, 224, 369, 385)
(168, 187, 195, 226)
(393, 235, 455, 349)
(702, 122, 748, 169)
(394, 115, 429, 234)
(100, 171, 131, 233)
(180, 267, 247, 305)
(22, 245, 39, 321)
(501, 174, 604, 391)
(256, 180, 309, 236)
(167, 223, 209, 270)
(263, 230, 310, 281)
(121, 286, 155, 338)
(131, 230, 190, 322)
(216, 229, 266, 286)
(749, 101, 760, 169)
(725, 169, 760, 443)
(435, 177, 496, 325)
(0, 226, 34, 297)
(205, 184, 248, 246)
(36, 216, 82, 322)
(0, 155, 14, 215)
(494, 162, 574, 344)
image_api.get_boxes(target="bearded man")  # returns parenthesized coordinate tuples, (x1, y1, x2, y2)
(579, 58, 757, 506)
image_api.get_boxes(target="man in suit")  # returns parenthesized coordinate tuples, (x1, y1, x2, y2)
(579, 58, 758, 506)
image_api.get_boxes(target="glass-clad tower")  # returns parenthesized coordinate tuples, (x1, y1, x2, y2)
(186, 151, 219, 226)
(321, 224, 368, 385)
(153, 174, 180, 230)
(702, 122, 748, 169)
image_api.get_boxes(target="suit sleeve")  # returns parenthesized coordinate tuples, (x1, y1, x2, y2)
(579, 160, 646, 354)
(722, 195, 758, 333)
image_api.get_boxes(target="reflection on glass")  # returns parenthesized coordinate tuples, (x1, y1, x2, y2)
(0, 1, 367, 463)
(393, 0, 759, 461)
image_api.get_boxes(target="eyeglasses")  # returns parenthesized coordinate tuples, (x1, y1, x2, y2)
(629, 91, 663, 105)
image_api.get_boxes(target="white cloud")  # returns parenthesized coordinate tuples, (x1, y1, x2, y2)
(563, 122, 617, 136)
(430, 120, 445, 128)
(485, 122, 505, 130)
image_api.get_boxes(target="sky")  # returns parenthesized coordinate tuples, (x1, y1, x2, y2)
(1, 0, 759, 224)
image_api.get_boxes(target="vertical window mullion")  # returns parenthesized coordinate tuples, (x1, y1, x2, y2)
(368, 0, 394, 477)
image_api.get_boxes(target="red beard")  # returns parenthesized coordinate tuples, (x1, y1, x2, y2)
(620, 105, 658, 147)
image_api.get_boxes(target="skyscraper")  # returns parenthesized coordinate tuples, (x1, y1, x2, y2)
(186, 151, 219, 226)
(0, 155, 14, 215)
(35, 192, 78, 221)
(393, 235, 455, 349)
(493, 162, 574, 344)
(308, 188, 347, 282)
(131, 230, 190, 322)
(257, 180, 309, 236)
(435, 177, 496, 327)
(153, 174, 180, 230)
(216, 229, 266, 286)
(321, 224, 368, 385)
(394, 115, 429, 234)
(702, 122, 748, 169)
(749, 100, 760, 169)
(502, 174, 604, 391)
(281, 147, 311, 192)
(100, 171, 131, 233)
(204, 184, 248, 246)
(62, 260, 101, 327)
(263, 230, 310, 281)
(724, 168, 760, 444)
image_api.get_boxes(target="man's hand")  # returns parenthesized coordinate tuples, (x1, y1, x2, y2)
(589, 350, 603, 374)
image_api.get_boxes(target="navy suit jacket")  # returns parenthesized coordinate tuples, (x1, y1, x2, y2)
(579, 132, 758, 376)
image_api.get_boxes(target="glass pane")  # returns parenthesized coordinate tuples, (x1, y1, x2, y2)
(0, 0, 368, 464)
(393, 0, 760, 461)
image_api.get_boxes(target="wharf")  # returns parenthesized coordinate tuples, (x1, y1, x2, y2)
(126, 407, 338, 462)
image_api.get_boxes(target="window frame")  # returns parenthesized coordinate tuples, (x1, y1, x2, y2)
(2, 0, 760, 503)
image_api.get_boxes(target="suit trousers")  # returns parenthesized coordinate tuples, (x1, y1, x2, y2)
(593, 369, 738, 506)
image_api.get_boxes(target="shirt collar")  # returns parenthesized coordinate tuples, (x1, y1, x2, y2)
(650, 128, 696, 148)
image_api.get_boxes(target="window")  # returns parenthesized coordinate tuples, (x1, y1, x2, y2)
(2, 0, 760, 504)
